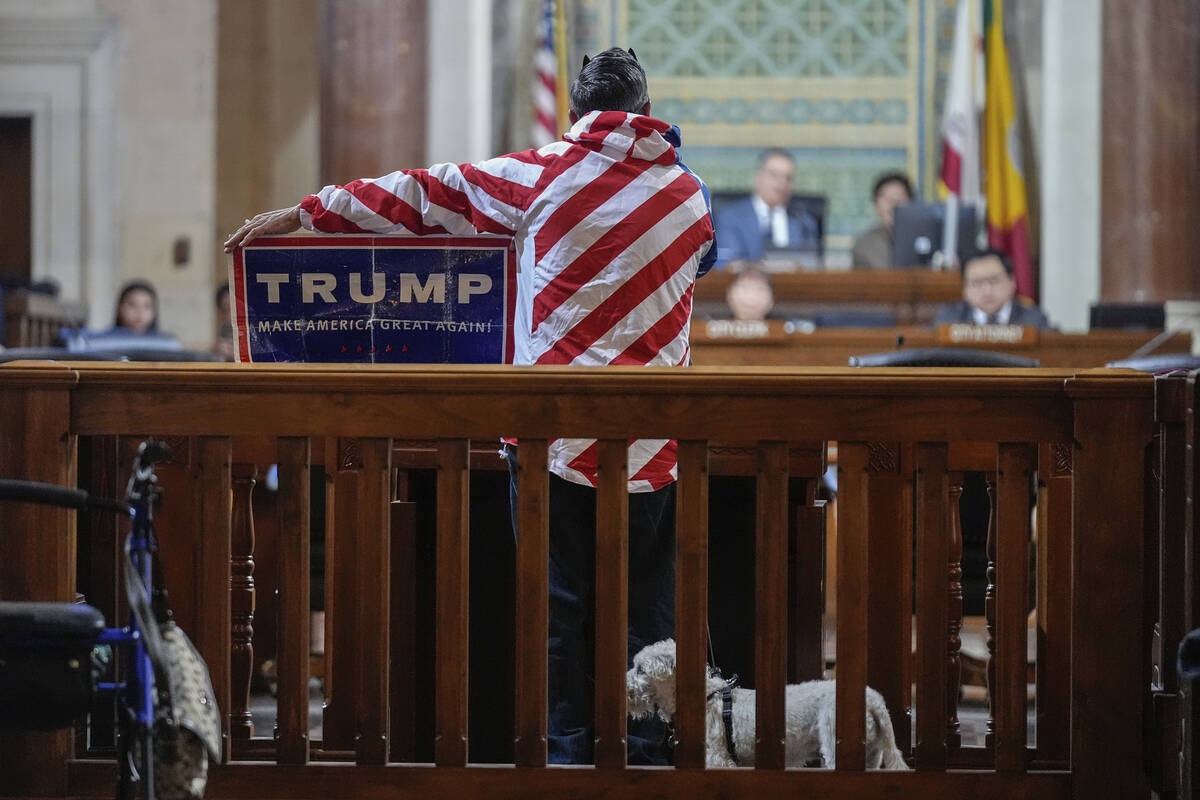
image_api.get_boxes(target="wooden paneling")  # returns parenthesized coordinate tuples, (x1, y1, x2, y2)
(790, 482, 826, 684)
(1068, 385, 1153, 798)
(69, 759, 1075, 800)
(693, 269, 962, 325)
(319, 0, 427, 183)
(755, 442, 789, 770)
(866, 443, 912, 755)
(323, 466, 358, 749)
(690, 327, 1192, 369)
(673, 440, 710, 769)
(434, 439, 468, 767)
(1035, 442, 1072, 767)
(1186, 374, 1200, 797)
(389, 498, 419, 762)
(0, 116, 31, 284)
(356, 438, 392, 765)
(993, 444, 1034, 772)
(513, 440, 549, 768)
(276, 437, 311, 764)
(593, 440, 629, 769)
(914, 443, 950, 770)
(1101, 0, 1200, 302)
(196, 437, 233, 762)
(835, 442, 869, 771)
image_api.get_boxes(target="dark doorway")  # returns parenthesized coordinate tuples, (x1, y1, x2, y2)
(0, 116, 33, 285)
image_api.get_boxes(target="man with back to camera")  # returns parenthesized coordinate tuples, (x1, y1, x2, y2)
(713, 147, 820, 265)
(224, 47, 717, 766)
(851, 171, 913, 269)
(935, 248, 1052, 328)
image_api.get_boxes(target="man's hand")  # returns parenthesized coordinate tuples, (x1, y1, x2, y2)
(223, 205, 302, 252)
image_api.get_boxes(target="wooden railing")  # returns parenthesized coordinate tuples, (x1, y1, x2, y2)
(1145, 368, 1200, 796)
(0, 362, 1156, 799)
(2, 289, 87, 347)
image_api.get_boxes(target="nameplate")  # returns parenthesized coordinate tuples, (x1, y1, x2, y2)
(937, 323, 1038, 346)
(704, 319, 778, 340)
(229, 234, 516, 364)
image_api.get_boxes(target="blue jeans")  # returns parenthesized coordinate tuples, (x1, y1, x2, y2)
(503, 445, 675, 765)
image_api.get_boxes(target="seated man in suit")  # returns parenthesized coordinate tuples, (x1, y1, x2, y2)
(851, 171, 912, 269)
(935, 249, 1052, 328)
(714, 148, 819, 265)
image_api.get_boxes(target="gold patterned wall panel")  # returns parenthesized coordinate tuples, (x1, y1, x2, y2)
(569, 0, 953, 258)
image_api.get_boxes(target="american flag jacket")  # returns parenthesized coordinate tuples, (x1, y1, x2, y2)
(299, 110, 717, 491)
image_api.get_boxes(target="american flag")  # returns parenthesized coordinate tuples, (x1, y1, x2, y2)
(939, 0, 984, 267)
(298, 111, 717, 491)
(532, 0, 566, 147)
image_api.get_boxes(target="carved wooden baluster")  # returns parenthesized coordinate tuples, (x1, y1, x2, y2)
(947, 473, 965, 750)
(865, 442, 911, 753)
(984, 474, 997, 746)
(230, 463, 257, 739)
(1036, 442, 1073, 766)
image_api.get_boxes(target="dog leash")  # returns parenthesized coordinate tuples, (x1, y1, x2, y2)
(707, 673, 739, 765)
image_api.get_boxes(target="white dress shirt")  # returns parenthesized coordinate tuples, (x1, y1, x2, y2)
(752, 194, 790, 248)
(971, 300, 1013, 325)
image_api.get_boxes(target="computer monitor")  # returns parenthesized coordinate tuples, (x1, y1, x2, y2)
(1089, 303, 1165, 330)
(891, 202, 978, 269)
(761, 243, 822, 272)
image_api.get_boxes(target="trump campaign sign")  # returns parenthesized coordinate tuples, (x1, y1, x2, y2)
(229, 235, 516, 364)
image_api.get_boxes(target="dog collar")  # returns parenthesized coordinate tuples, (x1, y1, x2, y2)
(707, 673, 739, 765)
(721, 684, 736, 764)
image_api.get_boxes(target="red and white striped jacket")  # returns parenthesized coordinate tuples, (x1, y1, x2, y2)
(299, 110, 716, 492)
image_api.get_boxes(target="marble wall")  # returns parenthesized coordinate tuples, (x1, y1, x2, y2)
(0, 0, 319, 347)
(97, 0, 218, 345)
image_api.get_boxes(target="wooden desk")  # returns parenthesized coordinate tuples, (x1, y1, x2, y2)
(690, 323, 1193, 368)
(694, 269, 963, 325)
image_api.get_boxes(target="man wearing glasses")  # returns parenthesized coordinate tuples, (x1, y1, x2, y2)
(935, 249, 1052, 328)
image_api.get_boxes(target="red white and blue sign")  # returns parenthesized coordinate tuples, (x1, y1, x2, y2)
(229, 235, 516, 364)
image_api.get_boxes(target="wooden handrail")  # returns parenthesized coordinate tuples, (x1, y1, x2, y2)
(0, 362, 1101, 440)
(0, 362, 1157, 800)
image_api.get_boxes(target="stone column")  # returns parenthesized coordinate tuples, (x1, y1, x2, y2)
(427, 0, 493, 164)
(1040, 0, 1102, 332)
(1100, 0, 1200, 306)
(320, 0, 428, 183)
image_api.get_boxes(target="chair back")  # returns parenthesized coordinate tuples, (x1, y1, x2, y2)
(849, 347, 1040, 368)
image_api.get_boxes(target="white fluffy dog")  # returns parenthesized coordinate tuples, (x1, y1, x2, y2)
(626, 639, 908, 769)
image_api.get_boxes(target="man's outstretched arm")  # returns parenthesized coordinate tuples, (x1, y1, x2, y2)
(224, 153, 546, 252)
(224, 205, 301, 252)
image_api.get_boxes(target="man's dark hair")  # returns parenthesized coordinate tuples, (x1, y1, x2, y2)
(872, 171, 913, 201)
(569, 47, 649, 117)
(757, 147, 795, 169)
(963, 248, 1014, 277)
